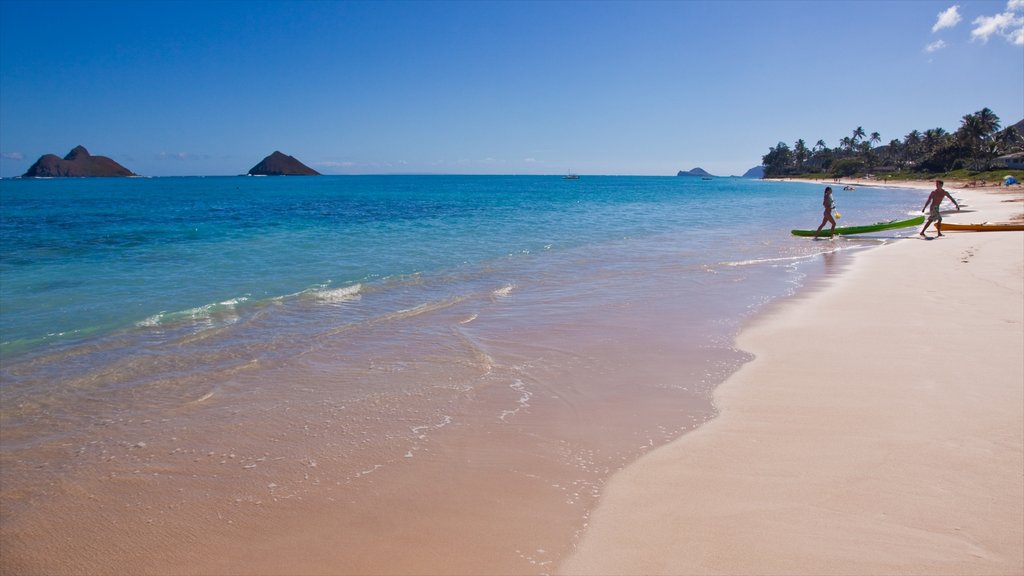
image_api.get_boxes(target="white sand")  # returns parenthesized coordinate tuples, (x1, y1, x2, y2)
(562, 186, 1024, 575)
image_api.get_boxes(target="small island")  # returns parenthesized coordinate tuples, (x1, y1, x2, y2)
(248, 151, 320, 176)
(22, 145, 136, 177)
(677, 167, 716, 178)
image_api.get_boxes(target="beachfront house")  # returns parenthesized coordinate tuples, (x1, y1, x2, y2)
(995, 152, 1024, 170)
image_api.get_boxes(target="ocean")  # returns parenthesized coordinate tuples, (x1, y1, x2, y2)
(0, 175, 923, 573)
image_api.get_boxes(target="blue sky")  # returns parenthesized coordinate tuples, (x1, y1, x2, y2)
(1, 0, 1022, 177)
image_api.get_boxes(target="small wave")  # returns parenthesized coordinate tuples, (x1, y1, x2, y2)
(382, 296, 469, 323)
(499, 379, 532, 422)
(188, 390, 216, 404)
(459, 313, 478, 325)
(136, 297, 249, 328)
(405, 415, 454, 459)
(410, 415, 453, 440)
(281, 282, 363, 305)
(306, 283, 362, 304)
(492, 284, 515, 298)
(721, 254, 820, 267)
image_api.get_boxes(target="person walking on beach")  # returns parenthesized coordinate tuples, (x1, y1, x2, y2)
(920, 180, 960, 237)
(814, 186, 837, 238)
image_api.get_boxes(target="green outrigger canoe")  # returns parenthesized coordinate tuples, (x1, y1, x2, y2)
(791, 215, 925, 237)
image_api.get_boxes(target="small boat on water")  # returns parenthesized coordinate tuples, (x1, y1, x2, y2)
(563, 172, 579, 180)
(701, 176, 713, 181)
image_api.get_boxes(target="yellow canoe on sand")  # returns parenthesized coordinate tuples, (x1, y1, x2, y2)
(941, 222, 1024, 232)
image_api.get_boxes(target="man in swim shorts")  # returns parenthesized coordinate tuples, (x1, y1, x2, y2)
(920, 180, 960, 237)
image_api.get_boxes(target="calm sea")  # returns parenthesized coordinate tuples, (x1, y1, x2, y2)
(0, 175, 923, 572)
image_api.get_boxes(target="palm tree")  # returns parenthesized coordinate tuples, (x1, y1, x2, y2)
(762, 142, 794, 176)
(794, 139, 809, 172)
(923, 128, 946, 156)
(975, 107, 1001, 135)
(996, 126, 1023, 154)
(904, 130, 922, 164)
(958, 109, 1003, 169)
(887, 139, 903, 169)
(959, 113, 989, 169)
(760, 106, 1011, 178)
(853, 126, 866, 145)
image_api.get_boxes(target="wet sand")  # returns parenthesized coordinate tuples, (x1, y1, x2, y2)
(1, 266, 745, 575)
(562, 185, 1024, 574)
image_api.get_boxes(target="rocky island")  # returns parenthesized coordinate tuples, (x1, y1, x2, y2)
(677, 167, 716, 178)
(22, 145, 136, 177)
(248, 151, 320, 176)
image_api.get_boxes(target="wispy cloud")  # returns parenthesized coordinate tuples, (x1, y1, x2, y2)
(925, 39, 948, 52)
(1, 151, 25, 161)
(972, 0, 1024, 45)
(932, 5, 962, 32)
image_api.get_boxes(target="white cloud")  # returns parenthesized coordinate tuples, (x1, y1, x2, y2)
(1010, 0, 1024, 12)
(1, 151, 24, 160)
(971, 9, 1024, 44)
(1012, 26, 1024, 44)
(933, 5, 962, 32)
(925, 39, 948, 52)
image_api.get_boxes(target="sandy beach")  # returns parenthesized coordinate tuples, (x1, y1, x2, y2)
(562, 183, 1024, 575)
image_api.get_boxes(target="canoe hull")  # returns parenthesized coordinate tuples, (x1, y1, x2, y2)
(791, 215, 925, 237)
(940, 222, 1024, 232)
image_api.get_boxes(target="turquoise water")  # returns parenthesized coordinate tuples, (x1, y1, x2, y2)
(1, 176, 919, 355)
(1, 175, 926, 570)
(0, 176, 925, 418)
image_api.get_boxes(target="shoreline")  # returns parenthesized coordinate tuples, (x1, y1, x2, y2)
(778, 175, 1024, 197)
(562, 185, 1024, 574)
(4, 177, 835, 575)
(775, 176, 938, 190)
(2, 179, 1016, 574)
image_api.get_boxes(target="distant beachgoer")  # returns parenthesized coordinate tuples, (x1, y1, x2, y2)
(814, 186, 837, 237)
(919, 180, 960, 237)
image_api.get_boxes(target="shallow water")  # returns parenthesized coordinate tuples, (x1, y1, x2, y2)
(0, 176, 923, 573)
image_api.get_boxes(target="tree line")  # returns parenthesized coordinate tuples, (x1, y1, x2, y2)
(762, 108, 1023, 178)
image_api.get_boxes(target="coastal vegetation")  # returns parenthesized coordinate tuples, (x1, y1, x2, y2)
(762, 108, 1024, 182)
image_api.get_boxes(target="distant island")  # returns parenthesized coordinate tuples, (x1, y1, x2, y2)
(248, 151, 320, 176)
(677, 167, 715, 178)
(742, 166, 765, 178)
(22, 145, 136, 178)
